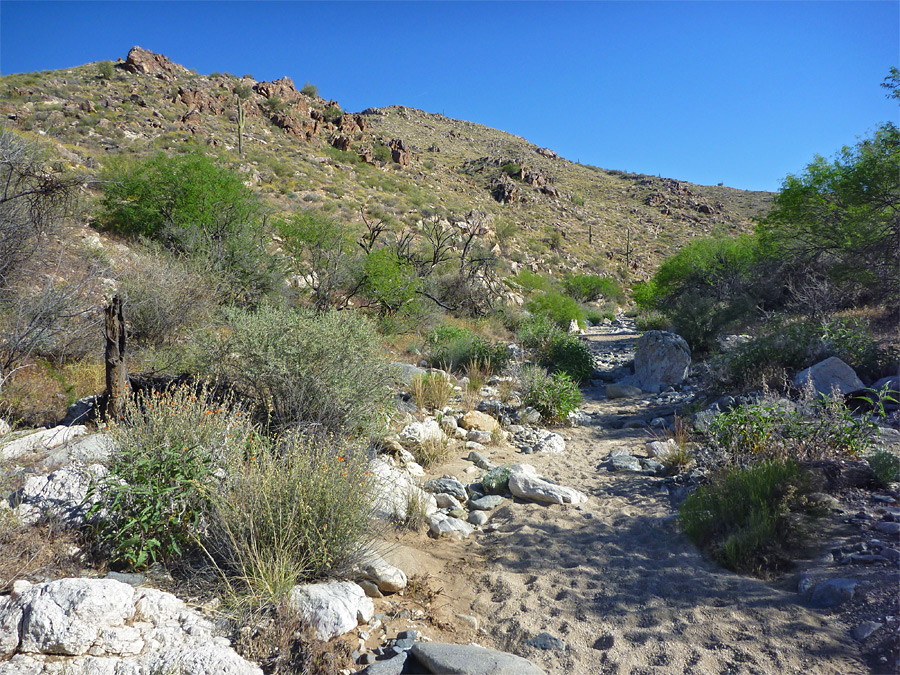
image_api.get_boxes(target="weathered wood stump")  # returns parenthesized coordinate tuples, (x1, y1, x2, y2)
(104, 295, 127, 420)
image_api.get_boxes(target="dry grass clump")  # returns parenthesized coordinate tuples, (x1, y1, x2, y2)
(413, 435, 453, 469)
(207, 431, 378, 604)
(0, 358, 104, 428)
(409, 372, 453, 411)
(0, 515, 86, 591)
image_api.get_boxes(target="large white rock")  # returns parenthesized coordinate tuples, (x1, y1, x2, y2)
(370, 457, 438, 521)
(13, 464, 106, 527)
(288, 581, 373, 641)
(794, 357, 865, 396)
(399, 418, 446, 446)
(508, 464, 588, 505)
(459, 410, 500, 433)
(634, 331, 691, 390)
(646, 438, 678, 459)
(427, 512, 475, 539)
(357, 550, 408, 593)
(0, 425, 88, 461)
(0, 579, 260, 674)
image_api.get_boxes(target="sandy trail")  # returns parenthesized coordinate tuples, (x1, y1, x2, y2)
(406, 328, 868, 674)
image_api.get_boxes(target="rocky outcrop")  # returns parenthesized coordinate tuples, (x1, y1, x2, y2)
(254, 77, 303, 105)
(332, 134, 352, 151)
(491, 177, 518, 204)
(0, 578, 260, 674)
(0, 425, 88, 461)
(390, 138, 411, 167)
(10, 464, 105, 527)
(122, 46, 188, 80)
(633, 330, 691, 391)
(338, 113, 368, 134)
(175, 87, 228, 115)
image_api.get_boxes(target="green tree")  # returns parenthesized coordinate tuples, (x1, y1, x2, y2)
(97, 151, 278, 305)
(361, 248, 420, 314)
(758, 122, 900, 308)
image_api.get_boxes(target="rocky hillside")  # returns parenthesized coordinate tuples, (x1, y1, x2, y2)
(0, 46, 772, 278)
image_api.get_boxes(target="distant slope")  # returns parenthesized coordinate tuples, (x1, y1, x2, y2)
(0, 47, 773, 278)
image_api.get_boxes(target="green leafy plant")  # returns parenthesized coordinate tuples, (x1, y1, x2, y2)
(409, 372, 453, 411)
(542, 333, 594, 384)
(425, 324, 508, 374)
(86, 384, 258, 570)
(867, 449, 900, 487)
(526, 290, 584, 330)
(300, 82, 319, 97)
(562, 274, 624, 304)
(97, 61, 114, 80)
(521, 365, 582, 425)
(680, 458, 821, 575)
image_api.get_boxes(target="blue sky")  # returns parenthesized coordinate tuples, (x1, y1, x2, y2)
(1, 1, 897, 192)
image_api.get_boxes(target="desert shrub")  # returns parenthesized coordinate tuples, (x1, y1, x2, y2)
(409, 372, 453, 411)
(96, 151, 278, 306)
(300, 82, 319, 97)
(634, 311, 668, 332)
(206, 306, 395, 437)
(521, 365, 582, 425)
(542, 333, 594, 384)
(413, 435, 453, 469)
(86, 384, 258, 570)
(425, 325, 508, 374)
(584, 306, 616, 324)
(511, 269, 553, 294)
(526, 290, 584, 329)
(118, 246, 217, 347)
(501, 162, 521, 178)
(669, 291, 755, 355)
(361, 248, 421, 314)
(233, 82, 253, 99)
(680, 458, 821, 575)
(97, 61, 114, 80)
(562, 274, 625, 304)
(867, 449, 900, 487)
(323, 105, 342, 123)
(708, 394, 876, 461)
(723, 317, 896, 390)
(373, 141, 392, 163)
(207, 432, 375, 600)
(516, 315, 561, 352)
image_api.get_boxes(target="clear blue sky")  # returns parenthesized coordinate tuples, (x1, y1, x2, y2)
(2, 1, 897, 191)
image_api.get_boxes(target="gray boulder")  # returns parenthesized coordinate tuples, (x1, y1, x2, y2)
(410, 642, 545, 674)
(12, 464, 106, 527)
(0, 425, 88, 461)
(508, 464, 587, 505)
(794, 357, 864, 396)
(633, 330, 691, 390)
(605, 383, 643, 399)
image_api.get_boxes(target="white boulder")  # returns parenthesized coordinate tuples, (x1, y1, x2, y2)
(508, 464, 587, 505)
(288, 581, 373, 641)
(634, 331, 691, 391)
(794, 357, 865, 396)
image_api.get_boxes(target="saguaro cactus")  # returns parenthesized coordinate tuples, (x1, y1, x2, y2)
(235, 95, 245, 156)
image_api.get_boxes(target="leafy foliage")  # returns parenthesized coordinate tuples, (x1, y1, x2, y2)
(521, 365, 582, 424)
(680, 459, 821, 575)
(86, 384, 258, 570)
(526, 290, 584, 329)
(542, 333, 594, 383)
(206, 305, 395, 437)
(562, 273, 624, 304)
(97, 151, 277, 305)
(424, 324, 509, 373)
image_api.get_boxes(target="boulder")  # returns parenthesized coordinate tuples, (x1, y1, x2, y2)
(12, 464, 106, 527)
(410, 643, 546, 674)
(810, 578, 858, 608)
(391, 361, 427, 386)
(460, 410, 500, 433)
(370, 457, 437, 522)
(508, 464, 587, 505)
(0, 425, 88, 461)
(646, 438, 678, 459)
(794, 357, 865, 396)
(605, 383, 642, 399)
(426, 512, 474, 539)
(357, 552, 407, 594)
(633, 330, 691, 390)
(0, 579, 260, 674)
(399, 418, 445, 447)
(288, 581, 373, 641)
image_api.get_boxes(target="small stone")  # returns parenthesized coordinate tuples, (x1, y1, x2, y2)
(467, 511, 489, 526)
(455, 613, 479, 630)
(469, 495, 504, 511)
(467, 450, 493, 470)
(358, 580, 384, 598)
(810, 578, 858, 608)
(875, 521, 900, 536)
(853, 621, 883, 641)
(435, 493, 462, 509)
(528, 631, 566, 651)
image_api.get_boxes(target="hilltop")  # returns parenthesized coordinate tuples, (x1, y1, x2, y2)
(0, 46, 772, 277)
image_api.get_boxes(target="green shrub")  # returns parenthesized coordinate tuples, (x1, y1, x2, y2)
(233, 82, 253, 99)
(362, 248, 420, 314)
(206, 306, 395, 437)
(521, 365, 582, 424)
(542, 334, 594, 384)
(409, 372, 453, 411)
(680, 458, 821, 575)
(562, 274, 624, 304)
(86, 384, 258, 570)
(323, 105, 342, 123)
(867, 449, 900, 487)
(584, 306, 615, 324)
(516, 315, 561, 352)
(373, 141, 392, 163)
(511, 269, 553, 294)
(97, 61, 114, 80)
(300, 82, 319, 97)
(208, 432, 375, 600)
(708, 394, 876, 461)
(526, 290, 584, 330)
(96, 151, 277, 306)
(634, 311, 668, 332)
(264, 95, 288, 113)
(501, 162, 521, 178)
(425, 325, 508, 373)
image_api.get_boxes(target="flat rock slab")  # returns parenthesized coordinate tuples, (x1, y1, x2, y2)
(410, 642, 546, 674)
(508, 464, 587, 505)
(0, 425, 88, 461)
